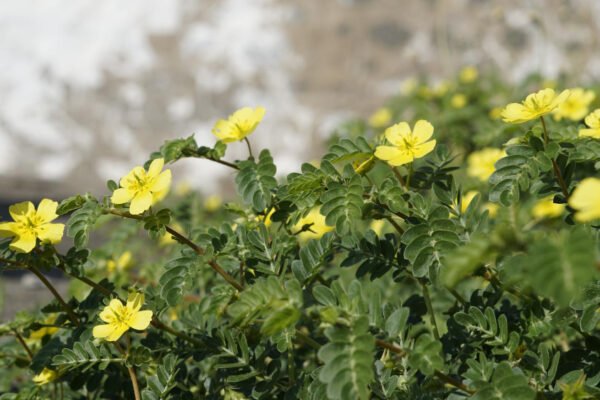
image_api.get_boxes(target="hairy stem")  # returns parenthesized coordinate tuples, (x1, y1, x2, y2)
(204, 156, 239, 170)
(434, 371, 474, 395)
(13, 330, 33, 360)
(540, 116, 570, 199)
(28, 265, 79, 326)
(421, 281, 440, 340)
(244, 137, 254, 159)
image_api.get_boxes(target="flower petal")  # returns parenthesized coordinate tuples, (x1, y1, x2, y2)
(126, 292, 145, 312)
(375, 146, 413, 166)
(36, 223, 64, 244)
(412, 140, 436, 159)
(92, 324, 117, 339)
(9, 202, 35, 223)
(36, 199, 59, 223)
(579, 128, 600, 139)
(550, 89, 571, 109)
(412, 120, 434, 143)
(151, 170, 171, 194)
(384, 122, 411, 146)
(111, 188, 134, 205)
(147, 158, 164, 178)
(119, 166, 145, 188)
(129, 191, 153, 215)
(128, 310, 153, 331)
(0, 222, 17, 238)
(9, 232, 37, 253)
(212, 119, 237, 143)
(100, 299, 124, 323)
(501, 103, 531, 124)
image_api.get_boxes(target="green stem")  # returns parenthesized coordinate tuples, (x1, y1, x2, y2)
(151, 318, 203, 347)
(434, 371, 474, 395)
(392, 167, 406, 187)
(540, 116, 570, 199)
(384, 216, 404, 234)
(406, 163, 413, 189)
(244, 137, 254, 159)
(421, 281, 440, 340)
(28, 265, 80, 326)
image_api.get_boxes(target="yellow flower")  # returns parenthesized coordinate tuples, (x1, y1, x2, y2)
(107, 251, 133, 274)
(542, 79, 557, 89)
(461, 191, 478, 213)
(459, 66, 478, 83)
(569, 178, 600, 222)
(28, 314, 59, 340)
(212, 106, 265, 143)
(451, 93, 467, 109)
(111, 158, 172, 215)
(0, 199, 64, 253)
(257, 208, 275, 227)
(483, 202, 499, 218)
(467, 148, 506, 181)
(374, 120, 436, 167)
(295, 208, 333, 241)
(368, 108, 392, 128)
(33, 368, 57, 385)
(532, 196, 565, 219)
(501, 88, 570, 124)
(553, 88, 595, 121)
(204, 195, 223, 212)
(369, 219, 385, 236)
(579, 109, 600, 139)
(489, 107, 503, 120)
(92, 292, 153, 342)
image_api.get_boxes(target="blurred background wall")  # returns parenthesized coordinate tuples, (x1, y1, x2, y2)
(1, 0, 600, 201)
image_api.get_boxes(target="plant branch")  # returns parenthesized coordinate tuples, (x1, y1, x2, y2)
(204, 156, 239, 170)
(106, 209, 243, 291)
(13, 330, 33, 360)
(244, 137, 254, 159)
(540, 116, 570, 199)
(434, 371, 474, 395)
(151, 318, 203, 347)
(28, 265, 80, 326)
(421, 281, 440, 340)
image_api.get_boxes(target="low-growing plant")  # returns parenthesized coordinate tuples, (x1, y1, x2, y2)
(1, 70, 599, 399)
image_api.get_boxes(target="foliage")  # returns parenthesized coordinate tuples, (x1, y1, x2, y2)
(1, 69, 600, 400)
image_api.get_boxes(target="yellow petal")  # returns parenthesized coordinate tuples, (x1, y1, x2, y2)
(412, 120, 434, 143)
(126, 292, 145, 312)
(128, 310, 153, 330)
(119, 166, 145, 188)
(0, 222, 17, 237)
(212, 119, 238, 143)
(111, 188, 134, 205)
(550, 89, 571, 109)
(147, 158, 164, 178)
(501, 103, 531, 123)
(384, 122, 411, 146)
(92, 323, 117, 339)
(579, 128, 600, 139)
(9, 201, 35, 223)
(36, 223, 64, 244)
(412, 140, 436, 158)
(9, 232, 37, 253)
(36, 199, 59, 223)
(151, 170, 171, 194)
(129, 191, 153, 215)
(100, 299, 124, 323)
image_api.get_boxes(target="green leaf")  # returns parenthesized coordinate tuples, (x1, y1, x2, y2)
(148, 135, 198, 165)
(401, 210, 461, 278)
(66, 198, 101, 248)
(57, 194, 88, 215)
(141, 354, 179, 400)
(408, 334, 444, 375)
(159, 256, 198, 306)
(318, 317, 375, 400)
(319, 172, 363, 235)
(53, 341, 121, 372)
(489, 145, 538, 206)
(471, 362, 535, 400)
(235, 149, 277, 211)
(521, 227, 598, 306)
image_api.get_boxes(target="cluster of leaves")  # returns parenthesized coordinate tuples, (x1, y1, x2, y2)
(0, 69, 599, 400)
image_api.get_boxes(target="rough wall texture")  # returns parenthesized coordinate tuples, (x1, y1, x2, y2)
(1, 0, 599, 199)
